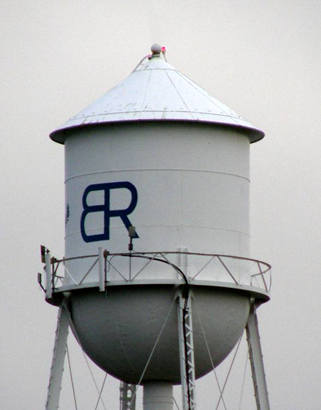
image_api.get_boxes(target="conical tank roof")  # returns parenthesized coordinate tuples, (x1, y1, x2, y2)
(50, 45, 264, 143)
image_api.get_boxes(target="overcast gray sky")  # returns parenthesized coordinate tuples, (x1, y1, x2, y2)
(1, 1, 320, 409)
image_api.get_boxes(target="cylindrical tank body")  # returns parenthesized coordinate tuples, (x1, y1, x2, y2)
(64, 122, 250, 284)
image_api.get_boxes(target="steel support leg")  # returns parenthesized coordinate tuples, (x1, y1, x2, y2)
(46, 305, 69, 410)
(177, 294, 196, 410)
(246, 305, 270, 410)
(120, 381, 136, 410)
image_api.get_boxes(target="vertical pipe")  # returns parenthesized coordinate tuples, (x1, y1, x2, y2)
(143, 382, 173, 410)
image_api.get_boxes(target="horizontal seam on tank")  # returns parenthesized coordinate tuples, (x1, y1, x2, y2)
(65, 169, 250, 183)
(65, 227, 250, 238)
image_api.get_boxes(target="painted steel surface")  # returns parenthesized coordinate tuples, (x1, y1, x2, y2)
(50, 52, 264, 143)
(64, 123, 250, 285)
(70, 285, 250, 384)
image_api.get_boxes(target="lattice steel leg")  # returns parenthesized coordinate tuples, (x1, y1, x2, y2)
(246, 305, 270, 410)
(120, 381, 136, 410)
(177, 293, 196, 410)
(46, 305, 69, 410)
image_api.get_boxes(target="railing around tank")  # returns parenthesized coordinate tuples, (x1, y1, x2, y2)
(38, 246, 271, 299)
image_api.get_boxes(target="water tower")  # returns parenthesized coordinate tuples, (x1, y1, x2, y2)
(40, 44, 271, 409)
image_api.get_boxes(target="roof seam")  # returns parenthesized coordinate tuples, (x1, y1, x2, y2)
(164, 70, 196, 119)
(141, 68, 152, 110)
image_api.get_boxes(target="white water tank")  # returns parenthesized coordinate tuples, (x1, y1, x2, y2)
(50, 45, 267, 385)
(51, 47, 263, 286)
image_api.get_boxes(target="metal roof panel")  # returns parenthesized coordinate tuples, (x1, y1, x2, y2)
(51, 47, 264, 143)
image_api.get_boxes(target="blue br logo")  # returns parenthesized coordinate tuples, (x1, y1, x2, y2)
(80, 181, 139, 242)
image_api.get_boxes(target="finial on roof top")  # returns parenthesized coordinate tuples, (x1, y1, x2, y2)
(151, 43, 162, 55)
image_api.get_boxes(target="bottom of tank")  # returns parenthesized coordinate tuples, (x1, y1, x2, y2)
(69, 284, 250, 384)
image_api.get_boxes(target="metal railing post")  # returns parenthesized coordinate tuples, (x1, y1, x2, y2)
(45, 250, 53, 299)
(98, 247, 105, 292)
